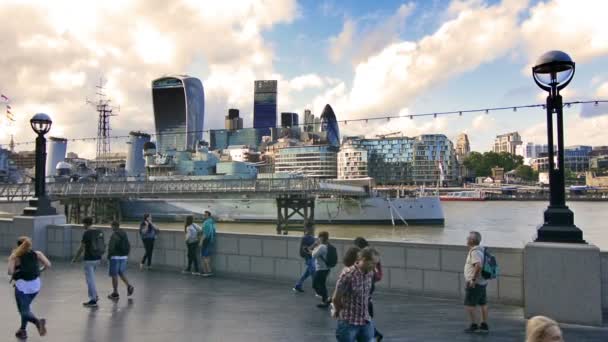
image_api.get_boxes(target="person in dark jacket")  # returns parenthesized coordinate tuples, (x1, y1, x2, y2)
(354, 237, 384, 342)
(107, 221, 134, 301)
(139, 213, 159, 270)
(292, 223, 316, 293)
(8, 236, 51, 340)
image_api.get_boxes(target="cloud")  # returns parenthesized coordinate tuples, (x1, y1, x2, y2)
(288, 74, 326, 91)
(523, 113, 608, 147)
(0, 0, 298, 157)
(328, 19, 356, 63)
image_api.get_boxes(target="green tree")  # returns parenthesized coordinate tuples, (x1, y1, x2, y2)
(463, 151, 524, 177)
(514, 165, 537, 181)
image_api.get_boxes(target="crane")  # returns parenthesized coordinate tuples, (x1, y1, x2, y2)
(375, 131, 401, 139)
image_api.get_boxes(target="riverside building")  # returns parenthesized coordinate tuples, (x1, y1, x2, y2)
(493, 132, 522, 155)
(274, 145, 338, 178)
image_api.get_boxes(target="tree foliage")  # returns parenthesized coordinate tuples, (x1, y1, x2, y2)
(514, 165, 537, 181)
(463, 152, 524, 177)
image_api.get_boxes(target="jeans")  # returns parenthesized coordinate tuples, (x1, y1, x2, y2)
(84, 260, 100, 301)
(312, 269, 330, 302)
(15, 289, 39, 330)
(141, 239, 155, 266)
(186, 242, 199, 272)
(336, 320, 374, 342)
(295, 258, 315, 289)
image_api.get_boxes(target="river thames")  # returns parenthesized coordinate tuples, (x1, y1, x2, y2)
(124, 201, 608, 250)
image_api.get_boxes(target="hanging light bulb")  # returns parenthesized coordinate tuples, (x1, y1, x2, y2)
(344, 120, 347, 125)
(459, 111, 462, 117)
(365, 119, 368, 123)
(595, 101, 599, 107)
(387, 117, 390, 122)
(513, 107, 517, 112)
(433, 113, 437, 119)
(410, 115, 413, 120)
(485, 109, 489, 114)
(542, 105, 546, 110)
(566, 103, 571, 108)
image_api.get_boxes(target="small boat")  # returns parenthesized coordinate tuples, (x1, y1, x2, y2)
(440, 191, 486, 201)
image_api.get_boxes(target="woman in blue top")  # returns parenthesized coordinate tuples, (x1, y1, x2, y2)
(139, 213, 159, 270)
(200, 211, 216, 277)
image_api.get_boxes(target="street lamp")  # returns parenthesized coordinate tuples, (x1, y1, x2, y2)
(23, 113, 57, 216)
(532, 51, 583, 243)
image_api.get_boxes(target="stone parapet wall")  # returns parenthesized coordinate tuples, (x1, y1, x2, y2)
(602, 252, 608, 311)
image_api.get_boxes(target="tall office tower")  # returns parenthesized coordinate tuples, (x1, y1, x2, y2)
(280, 112, 299, 128)
(253, 80, 277, 137)
(320, 104, 340, 147)
(151, 75, 205, 153)
(225, 108, 243, 130)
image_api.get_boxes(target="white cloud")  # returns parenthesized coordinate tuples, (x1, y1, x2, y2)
(597, 82, 608, 97)
(288, 74, 325, 91)
(328, 19, 356, 63)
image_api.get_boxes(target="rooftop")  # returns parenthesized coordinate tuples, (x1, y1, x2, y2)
(1, 261, 606, 341)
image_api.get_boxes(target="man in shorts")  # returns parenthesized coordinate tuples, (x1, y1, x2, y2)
(463, 231, 489, 334)
(107, 221, 134, 301)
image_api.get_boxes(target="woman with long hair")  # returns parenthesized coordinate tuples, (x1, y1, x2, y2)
(8, 236, 52, 340)
(526, 316, 564, 342)
(139, 213, 159, 270)
(183, 215, 201, 275)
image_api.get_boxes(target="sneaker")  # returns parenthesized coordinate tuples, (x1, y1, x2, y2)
(292, 286, 304, 293)
(202, 272, 214, 277)
(139, 263, 144, 271)
(36, 318, 47, 336)
(316, 302, 330, 309)
(15, 329, 27, 339)
(464, 323, 479, 333)
(83, 300, 98, 308)
(181, 269, 190, 274)
(192, 272, 201, 276)
(108, 293, 120, 301)
(478, 322, 489, 334)
(127, 285, 135, 296)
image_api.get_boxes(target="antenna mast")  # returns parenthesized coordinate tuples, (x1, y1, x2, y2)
(87, 77, 118, 170)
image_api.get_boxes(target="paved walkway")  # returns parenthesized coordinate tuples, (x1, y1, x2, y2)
(1, 261, 606, 341)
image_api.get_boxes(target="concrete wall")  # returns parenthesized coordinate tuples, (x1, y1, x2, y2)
(41, 224, 524, 305)
(602, 252, 608, 311)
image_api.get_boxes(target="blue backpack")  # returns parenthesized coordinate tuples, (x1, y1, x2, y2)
(481, 247, 499, 280)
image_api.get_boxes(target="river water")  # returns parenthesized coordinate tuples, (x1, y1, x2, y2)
(124, 201, 608, 250)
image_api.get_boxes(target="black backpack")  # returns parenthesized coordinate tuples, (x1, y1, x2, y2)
(90, 230, 106, 258)
(299, 239, 311, 259)
(325, 244, 338, 268)
(116, 231, 130, 256)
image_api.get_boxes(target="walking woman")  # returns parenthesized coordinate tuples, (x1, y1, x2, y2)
(183, 215, 201, 275)
(139, 213, 159, 270)
(8, 236, 51, 340)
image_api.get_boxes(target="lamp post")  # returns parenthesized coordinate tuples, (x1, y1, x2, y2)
(23, 113, 57, 216)
(532, 51, 584, 243)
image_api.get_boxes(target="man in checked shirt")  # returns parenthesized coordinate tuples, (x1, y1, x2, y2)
(331, 247, 380, 342)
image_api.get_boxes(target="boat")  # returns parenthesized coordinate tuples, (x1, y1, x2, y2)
(439, 190, 486, 201)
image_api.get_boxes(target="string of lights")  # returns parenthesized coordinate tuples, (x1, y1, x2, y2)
(2, 99, 606, 148)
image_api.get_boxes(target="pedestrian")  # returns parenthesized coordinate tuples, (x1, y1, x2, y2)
(526, 316, 563, 342)
(183, 215, 201, 275)
(342, 246, 360, 267)
(8, 236, 51, 340)
(311, 231, 336, 308)
(292, 223, 316, 293)
(354, 237, 384, 342)
(72, 216, 105, 307)
(331, 247, 379, 342)
(463, 231, 489, 333)
(200, 211, 216, 277)
(139, 213, 159, 270)
(107, 221, 134, 301)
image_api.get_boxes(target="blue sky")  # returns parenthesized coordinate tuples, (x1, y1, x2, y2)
(0, 0, 607, 157)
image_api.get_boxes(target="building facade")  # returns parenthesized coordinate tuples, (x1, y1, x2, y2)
(151, 75, 205, 153)
(530, 145, 592, 173)
(337, 146, 368, 179)
(225, 109, 243, 131)
(253, 80, 277, 137)
(274, 145, 338, 178)
(280, 112, 299, 128)
(320, 104, 340, 147)
(209, 128, 262, 151)
(303, 109, 321, 133)
(455, 133, 470, 161)
(493, 132, 522, 155)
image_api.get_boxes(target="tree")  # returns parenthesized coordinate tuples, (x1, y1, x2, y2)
(514, 165, 537, 181)
(463, 151, 524, 177)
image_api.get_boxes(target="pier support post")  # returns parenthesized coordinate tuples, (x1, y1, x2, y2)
(276, 195, 315, 235)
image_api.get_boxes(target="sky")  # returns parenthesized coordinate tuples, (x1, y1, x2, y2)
(0, 0, 607, 158)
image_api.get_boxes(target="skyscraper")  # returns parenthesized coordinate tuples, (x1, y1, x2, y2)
(280, 112, 298, 128)
(320, 104, 340, 147)
(151, 75, 205, 153)
(455, 133, 470, 161)
(253, 80, 277, 137)
(225, 108, 243, 130)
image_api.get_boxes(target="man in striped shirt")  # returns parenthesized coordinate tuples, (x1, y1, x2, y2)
(332, 247, 379, 342)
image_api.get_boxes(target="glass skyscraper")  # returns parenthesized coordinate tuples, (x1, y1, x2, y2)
(151, 76, 205, 154)
(209, 128, 262, 151)
(320, 104, 340, 147)
(253, 80, 277, 137)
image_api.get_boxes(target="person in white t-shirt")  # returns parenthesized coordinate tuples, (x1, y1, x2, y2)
(463, 231, 489, 334)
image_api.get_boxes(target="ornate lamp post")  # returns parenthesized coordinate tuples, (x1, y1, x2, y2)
(23, 113, 57, 216)
(532, 51, 583, 243)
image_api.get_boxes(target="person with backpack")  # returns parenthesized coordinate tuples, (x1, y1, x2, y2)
(311, 231, 337, 308)
(107, 221, 134, 301)
(199, 211, 216, 277)
(139, 213, 159, 270)
(72, 216, 105, 307)
(183, 215, 201, 275)
(292, 223, 316, 293)
(354, 237, 384, 342)
(463, 231, 490, 334)
(8, 236, 51, 340)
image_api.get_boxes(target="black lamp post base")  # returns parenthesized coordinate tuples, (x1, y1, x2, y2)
(536, 205, 584, 243)
(22, 196, 58, 216)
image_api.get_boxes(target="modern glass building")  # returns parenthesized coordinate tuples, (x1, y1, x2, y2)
(275, 145, 338, 178)
(320, 104, 340, 147)
(253, 80, 277, 137)
(209, 128, 262, 151)
(280, 112, 298, 128)
(151, 75, 205, 154)
(343, 134, 457, 185)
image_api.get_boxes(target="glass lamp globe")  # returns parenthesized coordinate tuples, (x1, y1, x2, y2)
(532, 51, 575, 92)
(30, 113, 53, 135)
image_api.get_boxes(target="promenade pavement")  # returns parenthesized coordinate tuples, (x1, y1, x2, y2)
(1, 261, 606, 342)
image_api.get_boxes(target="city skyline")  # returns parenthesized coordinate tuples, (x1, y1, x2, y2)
(0, 0, 607, 158)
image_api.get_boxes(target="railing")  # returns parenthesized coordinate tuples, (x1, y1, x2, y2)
(0, 178, 368, 201)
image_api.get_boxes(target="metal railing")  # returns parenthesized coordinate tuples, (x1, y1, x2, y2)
(0, 178, 368, 201)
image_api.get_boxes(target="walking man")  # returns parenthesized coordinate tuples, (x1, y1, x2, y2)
(200, 211, 216, 277)
(139, 213, 159, 270)
(292, 223, 316, 293)
(107, 221, 134, 301)
(354, 237, 384, 341)
(72, 217, 105, 307)
(311, 231, 331, 308)
(332, 247, 379, 342)
(463, 231, 489, 333)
